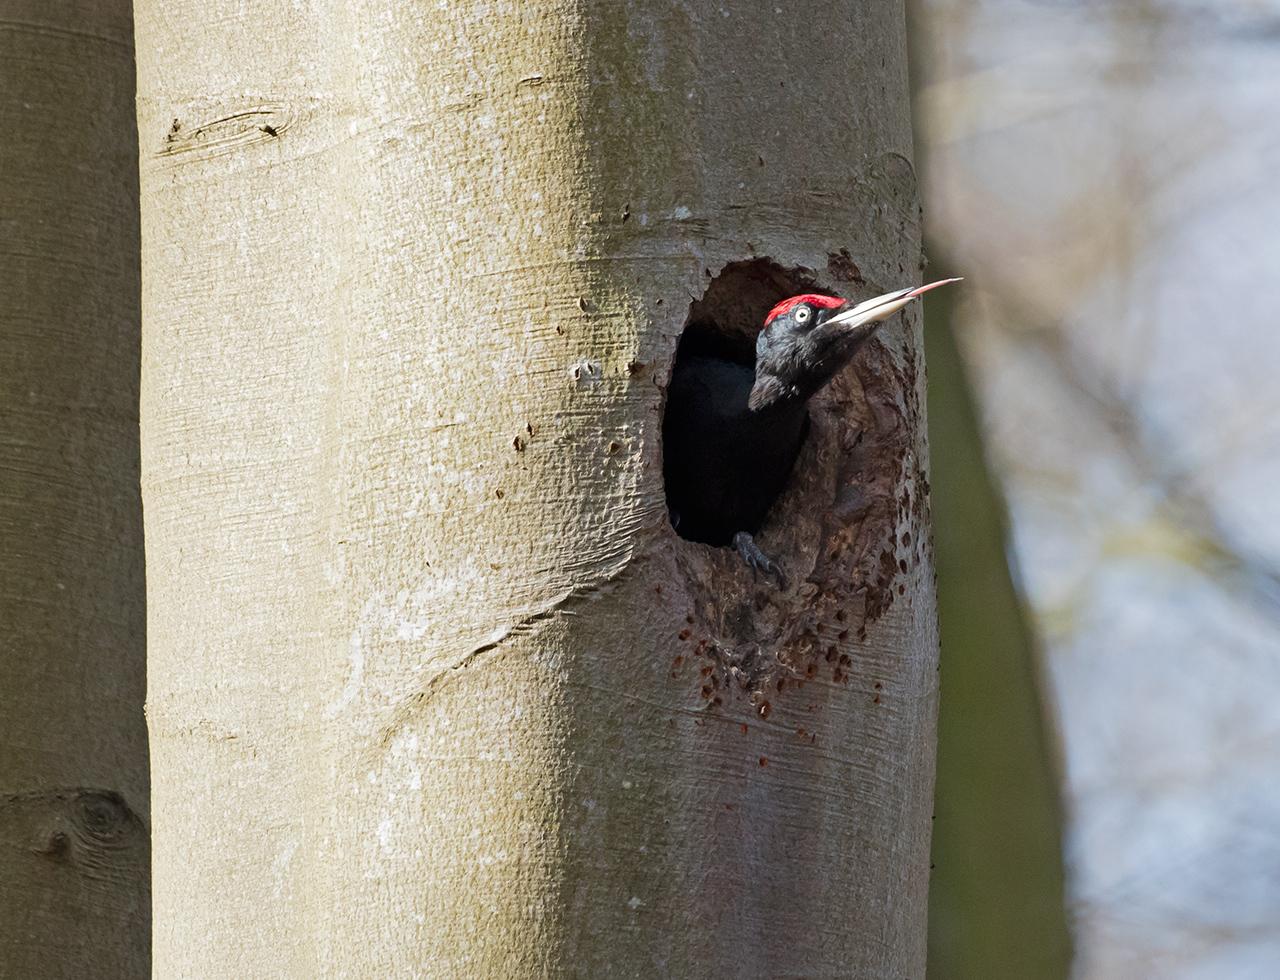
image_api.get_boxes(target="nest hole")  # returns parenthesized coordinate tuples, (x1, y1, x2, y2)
(662, 259, 823, 546)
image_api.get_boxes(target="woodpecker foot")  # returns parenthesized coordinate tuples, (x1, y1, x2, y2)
(733, 532, 787, 589)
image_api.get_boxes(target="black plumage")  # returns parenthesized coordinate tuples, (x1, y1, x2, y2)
(662, 353, 807, 550)
(661, 280, 959, 584)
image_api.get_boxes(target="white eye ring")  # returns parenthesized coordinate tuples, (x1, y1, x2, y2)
(794, 306, 812, 323)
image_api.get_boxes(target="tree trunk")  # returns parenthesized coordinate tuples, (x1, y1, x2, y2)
(0, 1, 149, 976)
(921, 276, 1072, 978)
(137, 2, 938, 975)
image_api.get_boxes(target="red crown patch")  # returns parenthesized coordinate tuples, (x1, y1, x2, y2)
(764, 293, 845, 324)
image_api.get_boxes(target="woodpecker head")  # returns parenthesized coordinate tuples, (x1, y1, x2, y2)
(748, 278, 961, 411)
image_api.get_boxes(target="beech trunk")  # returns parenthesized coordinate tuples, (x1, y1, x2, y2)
(136, 2, 938, 975)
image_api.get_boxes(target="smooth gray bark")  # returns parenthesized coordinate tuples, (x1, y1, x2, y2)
(137, 2, 937, 975)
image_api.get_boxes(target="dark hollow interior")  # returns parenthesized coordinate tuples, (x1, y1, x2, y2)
(662, 259, 820, 545)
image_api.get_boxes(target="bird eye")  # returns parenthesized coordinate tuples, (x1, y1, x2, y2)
(794, 306, 812, 324)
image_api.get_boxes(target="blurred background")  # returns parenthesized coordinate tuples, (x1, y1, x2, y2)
(6, 1, 1276, 976)
(911, 0, 1280, 976)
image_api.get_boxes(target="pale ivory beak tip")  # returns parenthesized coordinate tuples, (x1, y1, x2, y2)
(905, 277, 964, 299)
(827, 276, 962, 331)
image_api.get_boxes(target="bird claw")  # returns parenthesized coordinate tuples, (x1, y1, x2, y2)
(733, 532, 788, 589)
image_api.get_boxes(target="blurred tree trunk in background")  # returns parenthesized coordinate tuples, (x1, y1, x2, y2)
(0, 1, 149, 976)
(909, 0, 1280, 970)
(906, 2, 1074, 973)
(921, 276, 1072, 977)
(137, 0, 938, 974)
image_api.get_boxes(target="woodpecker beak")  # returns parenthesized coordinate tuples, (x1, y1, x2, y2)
(824, 278, 962, 333)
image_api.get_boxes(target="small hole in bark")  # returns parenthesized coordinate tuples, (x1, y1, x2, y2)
(661, 259, 822, 546)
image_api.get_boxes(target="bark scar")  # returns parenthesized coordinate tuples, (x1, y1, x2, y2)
(374, 565, 631, 750)
(157, 100, 298, 163)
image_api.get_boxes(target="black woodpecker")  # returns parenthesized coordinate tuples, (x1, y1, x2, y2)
(662, 278, 960, 585)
